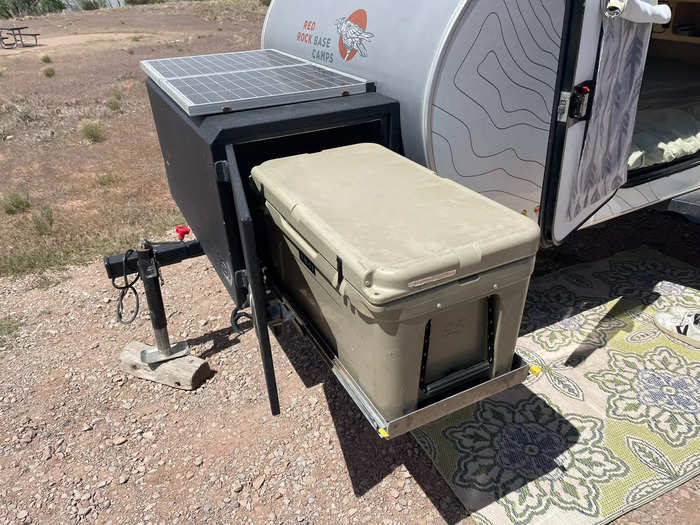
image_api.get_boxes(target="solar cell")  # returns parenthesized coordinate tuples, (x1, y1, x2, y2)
(141, 49, 369, 116)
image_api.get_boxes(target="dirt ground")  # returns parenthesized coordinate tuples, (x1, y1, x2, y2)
(1, 207, 699, 525)
(0, 3, 698, 524)
(0, 1, 265, 275)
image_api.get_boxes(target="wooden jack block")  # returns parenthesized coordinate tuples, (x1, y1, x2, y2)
(119, 341, 211, 390)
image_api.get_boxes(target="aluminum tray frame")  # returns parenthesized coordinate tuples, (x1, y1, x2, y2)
(273, 285, 531, 440)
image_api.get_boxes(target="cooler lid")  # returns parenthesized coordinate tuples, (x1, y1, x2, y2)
(251, 143, 540, 305)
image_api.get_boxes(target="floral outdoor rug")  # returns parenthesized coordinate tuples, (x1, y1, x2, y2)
(413, 248, 700, 525)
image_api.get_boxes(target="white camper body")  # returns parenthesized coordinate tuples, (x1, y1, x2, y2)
(262, 0, 700, 244)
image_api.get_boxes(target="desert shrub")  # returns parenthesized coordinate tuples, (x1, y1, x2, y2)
(80, 0, 103, 9)
(40, 54, 51, 63)
(105, 98, 120, 111)
(42, 66, 55, 78)
(124, 0, 161, 5)
(32, 205, 54, 236)
(2, 191, 30, 214)
(0, 0, 64, 19)
(79, 119, 105, 143)
(0, 316, 21, 336)
(96, 172, 118, 186)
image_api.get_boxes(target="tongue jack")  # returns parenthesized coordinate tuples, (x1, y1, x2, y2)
(136, 238, 191, 365)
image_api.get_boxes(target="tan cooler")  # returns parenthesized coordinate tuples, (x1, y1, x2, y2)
(251, 143, 540, 438)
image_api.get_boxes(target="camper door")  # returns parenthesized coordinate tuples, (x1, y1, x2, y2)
(545, 0, 662, 244)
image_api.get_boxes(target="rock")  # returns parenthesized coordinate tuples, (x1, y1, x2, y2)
(194, 456, 203, 467)
(77, 506, 92, 516)
(232, 482, 243, 493)
(143, 431, 155, 441)
(112, 436, 127, 446)
(17, 510, 28, 520)
(82, 424, 92, 432)
(348, 508, 358, 516)
(41, 447, 52, 461)
(252, 476, 265, 490)
(118, 474, 129, 484)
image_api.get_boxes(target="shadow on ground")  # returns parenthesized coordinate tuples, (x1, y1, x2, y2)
(272, 324, 584, 524)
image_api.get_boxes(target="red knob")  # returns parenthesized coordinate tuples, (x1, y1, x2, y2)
(175, 226, 191, 241)
(581, 85, 591, 94)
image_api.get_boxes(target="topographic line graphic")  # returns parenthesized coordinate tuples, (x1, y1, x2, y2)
(513, 0, 560, 57)
(477, 51, 551, 127)
(451, 7, 559, 136)
(433, 105, 545, 169)
(429, 0, 565, 211)
(457, 10, 556, 97)
(432, 130, 543, 189)
(497, 0, 558, 73)
(536, 0, 563, 40)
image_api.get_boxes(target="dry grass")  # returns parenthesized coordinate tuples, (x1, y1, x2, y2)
(0, 0, 266, 277)
(96, 172, 119, 187)
(79, 119, 105, 143)
(32, 205, 55, 236)
(105, 98, 121, 111)
(2, 191, 31, 215)
(0, 316, 22, 337)
(1, 190, 183, 275)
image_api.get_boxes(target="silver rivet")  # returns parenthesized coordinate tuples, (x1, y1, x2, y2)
(493, 283, 498, 290)
(365, 281, 371, 287)
(436, 303, 442, 309)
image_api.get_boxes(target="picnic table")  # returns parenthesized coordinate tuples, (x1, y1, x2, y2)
(0, 26, 40, 49)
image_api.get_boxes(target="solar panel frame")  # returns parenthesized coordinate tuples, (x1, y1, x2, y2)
(141, 49, 370, 117)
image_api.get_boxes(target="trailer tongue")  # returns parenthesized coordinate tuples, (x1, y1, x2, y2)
(105, 48, 541, 439)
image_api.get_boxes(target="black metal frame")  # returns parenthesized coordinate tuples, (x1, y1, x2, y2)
(147, 79, 402, 308)
(104, 241, 204, 280)
(416, 295, 497, 400)
(222, 145, 281, 416)
(140, 79, 403, 417)
(540, 0, 588, 246)
(625, 151, 700, 188)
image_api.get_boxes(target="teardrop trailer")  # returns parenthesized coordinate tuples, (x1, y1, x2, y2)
(104, 0, 700, 439)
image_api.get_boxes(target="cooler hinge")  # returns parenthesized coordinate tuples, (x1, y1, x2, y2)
(215, 160, 230, 182)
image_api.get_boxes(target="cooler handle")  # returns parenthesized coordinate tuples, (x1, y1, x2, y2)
(271, 206, 341, 287)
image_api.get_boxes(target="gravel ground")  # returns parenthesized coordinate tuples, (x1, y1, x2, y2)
(1, 208, 698, 524)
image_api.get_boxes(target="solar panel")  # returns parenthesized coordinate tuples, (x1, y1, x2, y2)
(141, 49, 370, 117)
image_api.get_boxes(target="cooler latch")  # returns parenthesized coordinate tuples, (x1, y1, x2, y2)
(569, 81, 594, 121)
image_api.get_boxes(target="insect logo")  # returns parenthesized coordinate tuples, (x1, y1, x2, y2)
(335, 9, 374, 61)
